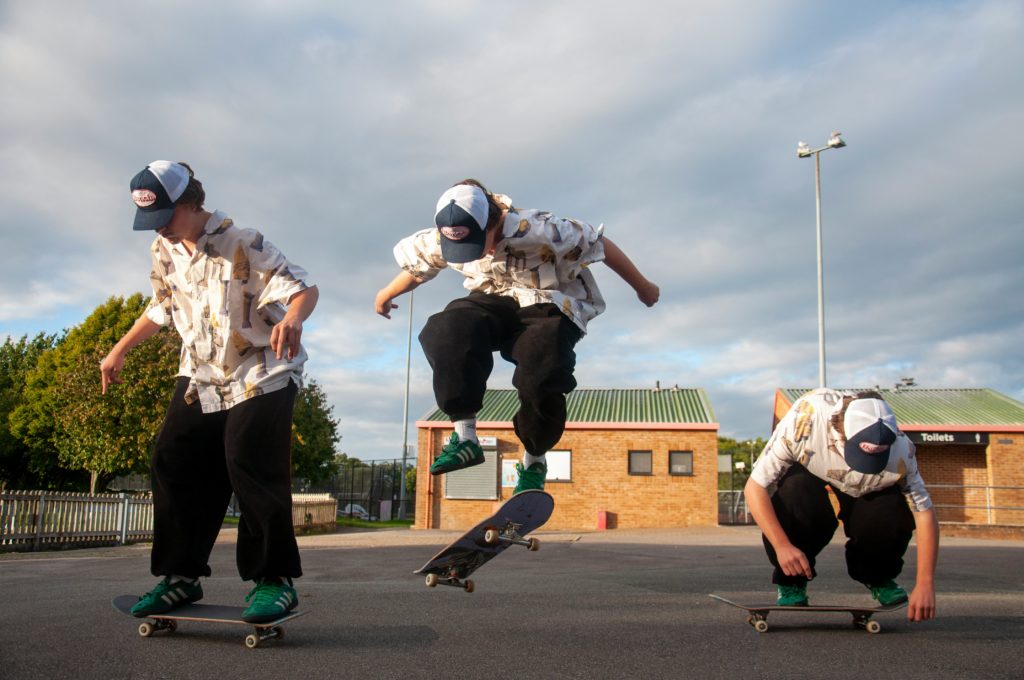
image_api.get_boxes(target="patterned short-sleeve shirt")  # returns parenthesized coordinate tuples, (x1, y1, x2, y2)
(750, 388, 932, 512)
(145, 210, 311, 413)
(393, 194, 606, 332)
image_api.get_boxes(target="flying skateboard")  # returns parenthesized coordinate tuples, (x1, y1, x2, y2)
(112, 594, 306, 648)
(709, 593, 907, 634)
(414, 489, 554, 592)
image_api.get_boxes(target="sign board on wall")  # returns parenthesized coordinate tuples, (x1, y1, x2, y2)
(906, 432, 989, 446)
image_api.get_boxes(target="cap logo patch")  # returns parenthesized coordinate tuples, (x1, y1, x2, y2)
(440, 226, 471, 241)
(132, 189, 157, 208)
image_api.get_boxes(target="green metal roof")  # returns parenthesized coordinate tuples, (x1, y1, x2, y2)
(779, 388, 1024, 427)
(420, 387, 716, 424)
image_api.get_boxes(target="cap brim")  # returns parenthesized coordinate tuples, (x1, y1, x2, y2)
(439, 229, 487, 264)
(133, 206, 175, 231)
(843, 421, 896, 474)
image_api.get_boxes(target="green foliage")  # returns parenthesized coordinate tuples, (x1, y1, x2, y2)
(0, 333, 81, 489)
(291, 379, 341, 485)
(11, 295, 180, 492)
(717, 436, 767, 491)
(405, 466, 416, 495)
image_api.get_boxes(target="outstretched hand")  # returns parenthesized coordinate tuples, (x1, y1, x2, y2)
(375, 290, 398, 319)
(776, 543, 814, 580)
(636, 280, 660, 307)
(907, 585, 936, 622)
(99, 352, 125, 394)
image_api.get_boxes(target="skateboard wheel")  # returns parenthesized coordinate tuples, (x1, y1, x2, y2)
(527, 537, 540, 551)
(138, 622, 153, 638)
(754, 620, 769, 633)
(484, 529, 500, 545)
(425, 574, 439, 588)
(245, 634, 259, 649)
(865, 620, 881, 634)
(464, 579, 475, 593)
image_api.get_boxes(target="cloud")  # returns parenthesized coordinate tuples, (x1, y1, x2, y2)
(3, 1, 1022, 459)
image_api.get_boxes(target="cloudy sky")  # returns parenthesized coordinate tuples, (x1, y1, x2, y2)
(2, 1, 1021, 461)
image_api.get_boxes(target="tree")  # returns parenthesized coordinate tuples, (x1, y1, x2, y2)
(12, 295, 180, 493)
(0, 333, 79, 489)
(717, 436, 767, 491)
(291, 379, 341, 485)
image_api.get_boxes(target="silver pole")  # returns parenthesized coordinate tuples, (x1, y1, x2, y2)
(398, 290, 413, 520)
(814, 151, 827, 388)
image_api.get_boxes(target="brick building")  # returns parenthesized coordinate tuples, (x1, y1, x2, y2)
(773, 388, 1024, 527)
(414, 387, 719, 531)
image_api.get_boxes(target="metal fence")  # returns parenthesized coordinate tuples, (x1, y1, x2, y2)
(291, 493, 337, 532)
(928, 484, 1024, 526)
(718, 485, 1024, 528)
(0, 490, 154, 552)
(718, 490, 755, 525)
(293, 458, 415, 521)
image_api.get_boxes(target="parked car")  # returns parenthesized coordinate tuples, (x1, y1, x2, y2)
(338, 503, 374, 521)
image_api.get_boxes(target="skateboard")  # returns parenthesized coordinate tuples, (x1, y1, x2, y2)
(709, 594, 907, 634)
(112, 594, 306, 648)
(414, 490, 554, 592)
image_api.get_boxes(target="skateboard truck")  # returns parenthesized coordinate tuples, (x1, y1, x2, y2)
(483, 522, 540, 552)
(424, 569, 476, 593)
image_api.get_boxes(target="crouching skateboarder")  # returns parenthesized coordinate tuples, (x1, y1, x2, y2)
(101, 161, 318, 623)
(744, 388, 939, 622)
(375, 180, 659, 493)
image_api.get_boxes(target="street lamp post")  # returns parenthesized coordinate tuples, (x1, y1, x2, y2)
(398, 291, 414, 520)
(797, 131, 846, 388)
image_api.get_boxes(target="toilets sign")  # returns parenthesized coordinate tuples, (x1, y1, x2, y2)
(906, 431, 989, 446)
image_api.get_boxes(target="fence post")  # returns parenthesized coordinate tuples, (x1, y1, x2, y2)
(33, 494, 47, 552)
(119, 494, 130, 545)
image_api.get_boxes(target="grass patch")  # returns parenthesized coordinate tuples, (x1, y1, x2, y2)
(336, 517, 414, 529)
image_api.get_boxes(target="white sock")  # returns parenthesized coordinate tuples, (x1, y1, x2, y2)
(454, 418, 478, 443)
(169, 575, 197, 585)
(523, 452, 546, 468)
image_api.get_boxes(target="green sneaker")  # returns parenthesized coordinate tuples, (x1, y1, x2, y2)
(776, 583, 809, 606)
(513, 461, 547, 494)
(130, 577, 203, 617)
(242, 577, 298, 623)
(868, 579, 908, 606)
(429, 433, 485, 475)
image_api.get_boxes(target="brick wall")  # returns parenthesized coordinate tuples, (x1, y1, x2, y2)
(986, 432, 1024, 525)
(415, 425, 719, 531)
(915, 445, 989, 523)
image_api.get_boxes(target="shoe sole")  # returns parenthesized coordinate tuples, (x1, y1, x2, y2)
(430, 455, 485, 476)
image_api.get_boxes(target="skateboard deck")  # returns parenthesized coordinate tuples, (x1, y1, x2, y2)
(112, 594, 306, 648)
(709, 594, 907, 633)
(415, 489, 554, 592)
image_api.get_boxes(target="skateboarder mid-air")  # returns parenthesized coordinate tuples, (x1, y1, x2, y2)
(744, 389, 939, 622)
(375, 180, 659, 493)
(101, 161, 318, 623)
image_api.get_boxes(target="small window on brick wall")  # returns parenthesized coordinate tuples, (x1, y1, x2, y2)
(628, 450, 653, 475)
(669, 451, 694, 476)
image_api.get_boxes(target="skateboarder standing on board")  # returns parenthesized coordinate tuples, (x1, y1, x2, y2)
(375, 180, 659, 494)
(100, 161, 319, 623)
(744, 388, 938, 622)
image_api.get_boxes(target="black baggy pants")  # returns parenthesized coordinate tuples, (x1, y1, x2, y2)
(149, 377, 302, 581)
(762, 464, 915, 587)
(418, 293, 583, 456)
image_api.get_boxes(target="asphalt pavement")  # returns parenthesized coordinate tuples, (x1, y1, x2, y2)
(1, 526, 1021, 679)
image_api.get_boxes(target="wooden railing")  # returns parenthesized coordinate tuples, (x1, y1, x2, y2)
(292, 493, 337, 532)
(0, 490, 154, 552)
(1, 490, 339, 552)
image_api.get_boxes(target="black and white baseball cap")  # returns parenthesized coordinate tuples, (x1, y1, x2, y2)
(435, 184, 490, 263)
(130, 161, 191, 231)
(843, 398, 900, 474)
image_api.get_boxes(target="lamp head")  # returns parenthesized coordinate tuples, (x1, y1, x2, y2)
(827, 132, 846, 149)
(797, 141, 811, 158)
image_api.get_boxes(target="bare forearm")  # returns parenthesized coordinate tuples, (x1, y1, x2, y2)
(914, 508, 939, 586)
(375, 270, 422, 318)
(112, 316, 163, 357)
(601, 237, 659, 306)
(745, 478, 788, 549)
(285, 285, 319, 323)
